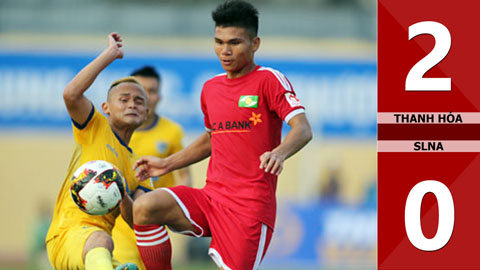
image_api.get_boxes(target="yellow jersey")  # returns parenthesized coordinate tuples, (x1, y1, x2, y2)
(46, 106, 153, 243)
(129, 115, 185, 188)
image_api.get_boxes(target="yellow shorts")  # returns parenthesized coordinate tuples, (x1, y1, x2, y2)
(46, 225, 121, 270)
(112, 216, 146, 270)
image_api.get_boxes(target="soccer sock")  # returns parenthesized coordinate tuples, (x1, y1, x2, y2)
(85, 247, 114, 270)
(134, 224, 172, 270)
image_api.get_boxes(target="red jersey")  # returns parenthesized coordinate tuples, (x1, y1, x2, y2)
(200, 65, 305, 228)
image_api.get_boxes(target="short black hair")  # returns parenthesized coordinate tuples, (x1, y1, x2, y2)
(130, 66, 161, 82)
(212, 0, 259, 38)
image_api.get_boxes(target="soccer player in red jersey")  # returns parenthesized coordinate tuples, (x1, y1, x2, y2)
(132, 1, 312, 269)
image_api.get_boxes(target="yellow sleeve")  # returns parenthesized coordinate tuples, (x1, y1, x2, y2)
(71, 105, 106, 145)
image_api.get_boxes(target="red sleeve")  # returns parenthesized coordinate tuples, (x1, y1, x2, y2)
(200, 85, 212, 131)
(263, 69, 305, 123)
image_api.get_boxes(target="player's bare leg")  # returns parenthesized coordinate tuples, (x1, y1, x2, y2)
(82, 231, 139, 270)
(82, 231, 115, 270)
(134, 189, 194, 230)
(83, 231, 114, 259)
(133, 189, 193, 270)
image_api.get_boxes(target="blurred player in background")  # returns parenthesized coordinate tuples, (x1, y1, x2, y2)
(130, 66, 191, 187)
(112, 66, 192, 269)
(131, 1, 312, 269)
(45, 33, 152, 270)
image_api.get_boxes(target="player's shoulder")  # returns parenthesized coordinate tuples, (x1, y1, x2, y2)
(257, 66, 288, 80)
(74, 105, 108, 131)
(257, 66, 284, 76)
(204, 72, 227, 85)
(158, 116, 182, 129)
(257, 66, 292, 91)
(157, 116, 184, 134)
(89, 105, 110, 123)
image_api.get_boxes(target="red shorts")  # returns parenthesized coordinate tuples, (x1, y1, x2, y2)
(162, 186, 273, 270)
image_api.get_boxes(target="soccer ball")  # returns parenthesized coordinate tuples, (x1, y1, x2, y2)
(70, 160, 126, 215)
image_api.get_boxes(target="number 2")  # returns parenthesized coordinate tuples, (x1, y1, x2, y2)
(406, 21, 451, 91)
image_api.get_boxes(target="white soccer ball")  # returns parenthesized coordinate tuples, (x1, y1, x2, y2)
(70, 160, 126, 215)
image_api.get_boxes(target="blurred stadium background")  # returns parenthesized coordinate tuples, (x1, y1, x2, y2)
(0, 0, 376, 269)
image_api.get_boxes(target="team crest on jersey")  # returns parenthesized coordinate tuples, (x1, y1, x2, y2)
(238, 95, 258, 108)
(284, 92, 302, 108)
(156, 141, 168, 154)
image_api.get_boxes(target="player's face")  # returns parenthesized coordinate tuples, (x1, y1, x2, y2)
(103, 83, 149, 129)
(135, 76, 160, 118)
(214, 26, 260, 78)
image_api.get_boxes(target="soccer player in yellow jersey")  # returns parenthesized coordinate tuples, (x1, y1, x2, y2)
(45, 33, 153, 270)
(130, 66, 191, 188)
(112, 66, 192, 269)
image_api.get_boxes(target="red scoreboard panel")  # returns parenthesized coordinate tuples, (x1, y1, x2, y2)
(378, 0, 480, 269)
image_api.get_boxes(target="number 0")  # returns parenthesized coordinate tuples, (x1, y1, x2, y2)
(406, 21, 451, 91)
(405, 180, 454, 251)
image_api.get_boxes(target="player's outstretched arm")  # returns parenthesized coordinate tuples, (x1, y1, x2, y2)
(120, 189, 144, 228)
(134, 132, 212, 180)
(260, 113, 312, 175)
(63, 32, 124, 125)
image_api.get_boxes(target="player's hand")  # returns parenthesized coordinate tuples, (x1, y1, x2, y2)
(259, 151, 286, 175)
(107, 32, 124, 59)
(133, 156, 170, 181)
